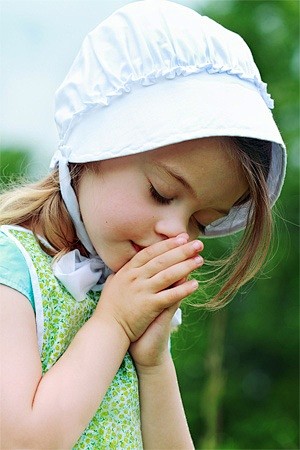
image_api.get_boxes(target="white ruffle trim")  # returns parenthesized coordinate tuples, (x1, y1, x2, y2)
(57, 64, 273, 147)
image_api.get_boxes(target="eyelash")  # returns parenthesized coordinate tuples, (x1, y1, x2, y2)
(149, 184, 173, 205)
(149, 183, 206, 234)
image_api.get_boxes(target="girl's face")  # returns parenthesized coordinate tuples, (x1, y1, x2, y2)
(78, 137, 248, 272)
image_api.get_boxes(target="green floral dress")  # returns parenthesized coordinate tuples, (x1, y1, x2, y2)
(1, 226, 143, 449)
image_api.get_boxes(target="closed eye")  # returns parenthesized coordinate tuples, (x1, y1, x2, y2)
(149, 184, 173, 205)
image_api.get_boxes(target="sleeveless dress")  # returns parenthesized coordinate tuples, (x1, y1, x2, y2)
(0, 225, 143, 449)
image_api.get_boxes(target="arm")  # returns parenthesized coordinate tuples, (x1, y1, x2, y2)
(130, 305, 195, 449)
(137, 355, 194, 450)
(0, 285, 130, 449)
(1, 236, 202, 449)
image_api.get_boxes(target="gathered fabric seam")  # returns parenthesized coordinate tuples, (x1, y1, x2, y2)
(58, 64, 273, 143)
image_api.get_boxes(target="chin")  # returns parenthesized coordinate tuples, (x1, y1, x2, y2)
(96, 242, 134, 273)
(101, 254, 130, 273)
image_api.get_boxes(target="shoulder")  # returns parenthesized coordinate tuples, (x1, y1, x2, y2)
(0, 230, 35, 311)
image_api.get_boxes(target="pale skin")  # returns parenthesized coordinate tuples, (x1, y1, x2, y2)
(0, 137, 248, 449)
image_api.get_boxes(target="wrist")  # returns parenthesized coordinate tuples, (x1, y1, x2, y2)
(90, 311, 131, 349)
(134, 351, 173, 377)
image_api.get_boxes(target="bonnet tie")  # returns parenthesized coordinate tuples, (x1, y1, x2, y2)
(52, 151, 112, 301)
(52, 250, 111, 302)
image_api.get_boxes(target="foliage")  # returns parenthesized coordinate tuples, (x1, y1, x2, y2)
(1, 1, 299, 449)
(172, 1, 299, 449)
(0, 147, 32, 188)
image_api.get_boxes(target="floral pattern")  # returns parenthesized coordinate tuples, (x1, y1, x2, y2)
(9, 229, 143, 449)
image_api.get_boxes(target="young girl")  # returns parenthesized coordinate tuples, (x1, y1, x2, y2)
(0, 1, 286, 448)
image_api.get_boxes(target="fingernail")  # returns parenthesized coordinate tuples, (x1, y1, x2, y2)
(191, 279, 199, 289)
(192, 240, 202, 250)
(194, 256, 203, 265)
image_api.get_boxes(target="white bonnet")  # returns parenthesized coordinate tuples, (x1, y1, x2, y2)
(51, 0, 286, 251)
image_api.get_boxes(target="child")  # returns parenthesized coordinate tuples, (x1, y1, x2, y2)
(0, 1, 286, 448)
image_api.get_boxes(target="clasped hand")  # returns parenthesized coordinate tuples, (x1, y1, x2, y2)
(95, 235, 204, 367)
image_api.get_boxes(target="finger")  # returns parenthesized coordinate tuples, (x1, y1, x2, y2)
(151, 255, 203, 292)
(156, 279, 199, 307)
(153, 301, 181, 328)
(131, 235, 189, 268)
(177, 232, 190, 241)
(144, 240, 203, 278)
(173, 277, 187, 287)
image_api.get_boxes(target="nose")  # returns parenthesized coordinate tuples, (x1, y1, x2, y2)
(154, 216, 188, 241)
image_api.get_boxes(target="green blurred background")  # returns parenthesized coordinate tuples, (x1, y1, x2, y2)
(1, 1, 299, 449)
(171, 1, 299, 449)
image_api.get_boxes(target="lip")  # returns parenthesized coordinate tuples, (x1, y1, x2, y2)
(131, 241, 145, 253)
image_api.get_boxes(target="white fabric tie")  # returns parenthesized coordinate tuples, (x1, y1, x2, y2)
(171, 308, 182, 330)
(52, 249, 111, 302)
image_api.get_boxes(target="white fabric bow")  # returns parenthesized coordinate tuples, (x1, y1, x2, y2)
(52, 249, 111, 302)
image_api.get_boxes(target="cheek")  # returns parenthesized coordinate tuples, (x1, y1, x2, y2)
(99, 192, 151, 231)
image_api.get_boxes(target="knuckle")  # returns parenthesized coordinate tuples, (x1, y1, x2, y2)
(124, 267, 140, 284)
(165, 287, 185, 305)
(184, 244, 196, 257)
(153, 256, 165, 270)
(128, 273, 139, 284)
(169, 285, 189, 303)
(160, 271, 172, 286)
(143, 246, 155, 260)
(166, 289, 179, 303)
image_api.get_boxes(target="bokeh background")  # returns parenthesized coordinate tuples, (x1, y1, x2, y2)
(1, 1, 299, 449)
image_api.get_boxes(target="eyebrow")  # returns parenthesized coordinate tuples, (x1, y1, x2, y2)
(154, 161, 231, 216)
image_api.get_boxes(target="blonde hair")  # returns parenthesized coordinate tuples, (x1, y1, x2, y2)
(0, 138, 272, 309)
(0, 165, 86, 258)
(196, 137, 272, 309)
